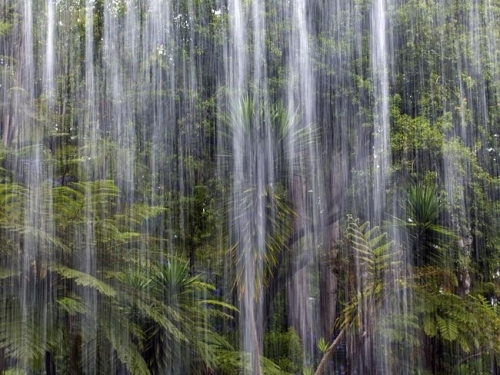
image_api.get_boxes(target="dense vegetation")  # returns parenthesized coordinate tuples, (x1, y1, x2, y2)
(1, 0, 500, 374)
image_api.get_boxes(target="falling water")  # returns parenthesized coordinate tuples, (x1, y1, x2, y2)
(284, 0, 320, 364)
(371, 0, 390, 223)
(2, 0, 500, 374)
(369, 0, 393, 372)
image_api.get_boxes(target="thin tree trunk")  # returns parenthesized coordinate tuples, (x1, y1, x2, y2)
(319, 266, 338, 338)
(319, 214, 340, 341)
(2, 113, 11, 147)
(263, 209, 341, 325)
(314, 326, 346, 375)
(248, 307, 262, 375)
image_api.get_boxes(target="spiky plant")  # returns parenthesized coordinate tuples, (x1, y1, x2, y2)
(113, 259, 237, 374)
(404, 184, 456, 267)
(219, 95, 308, 373)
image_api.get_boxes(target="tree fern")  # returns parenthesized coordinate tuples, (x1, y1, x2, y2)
(346, 215, 397, 305)
(114, 259, 239, 374)
(0, 178, 165, 373)
(315, 216, 399, 375)
(413, 268, 500, 359)
(49, 265, 116, 297)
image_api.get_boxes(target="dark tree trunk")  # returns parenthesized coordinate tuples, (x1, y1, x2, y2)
(45, 351, 56, 375)
(0, 347, 5, 374)
(319, 266, 338, 341)
(319, 217, 340, 341)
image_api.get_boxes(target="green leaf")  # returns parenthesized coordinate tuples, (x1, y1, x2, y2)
(436, 314, 458, 341)
(57, 296, 88, 315)
(99, 306, 149, 375)
(423, 316, 437, 337)
(51, 265, 116, 297)
(317, 338, 328, 353)
(0, 22, 12, 36)
(457, 334, 471, 354)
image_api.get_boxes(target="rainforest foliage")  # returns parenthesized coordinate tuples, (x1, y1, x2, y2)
(1, 0, 500, 374)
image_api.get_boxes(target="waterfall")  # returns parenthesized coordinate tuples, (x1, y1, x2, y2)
(1, 0, 500, 374)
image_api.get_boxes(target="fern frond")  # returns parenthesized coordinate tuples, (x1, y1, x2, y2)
(457, 334, 471, 354)
(50, 265, 116, 297)
(98, 306, 150, 375)
(114, 204, 166, 229)
(57, 296, 89, 316)
(436, 314, 458, 341)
